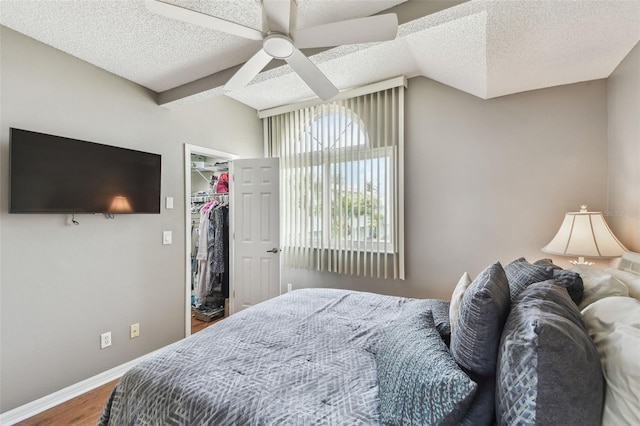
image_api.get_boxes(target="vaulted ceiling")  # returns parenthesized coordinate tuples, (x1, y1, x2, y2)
(1, 0, 638, 111)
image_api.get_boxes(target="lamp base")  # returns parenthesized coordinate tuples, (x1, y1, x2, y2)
(569, 256, 594, 266)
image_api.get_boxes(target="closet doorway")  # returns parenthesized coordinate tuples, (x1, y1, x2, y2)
(184, 144, 238, 337)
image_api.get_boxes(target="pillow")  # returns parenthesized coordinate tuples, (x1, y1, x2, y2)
(449, 262, 510, 426)
(533, 259, 584, 305)
(581, 296, 640, 426)
(451, 261, 510, 376)
(408, 299, 452, 346)
(376, 309, 477, 426)
(533, 258, 561, 270)
(449, 272, 472, 332)
(504, 257, 554, 304)
(605, 268, 640, 300)
(496, 281, 603, 426)
(427, 298, 452, 346)
(457, 374, 495, 426)
(571, 265, 629, 310)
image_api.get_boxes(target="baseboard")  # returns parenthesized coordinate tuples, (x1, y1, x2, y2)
(0, 351, 156, 425)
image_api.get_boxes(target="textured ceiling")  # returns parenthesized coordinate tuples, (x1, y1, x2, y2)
(1, 0, 639, 111)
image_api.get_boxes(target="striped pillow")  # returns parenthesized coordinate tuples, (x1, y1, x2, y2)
(451, 261, 510, 375)
(505, 257, 554, 304)
(450, 262, 511, 425)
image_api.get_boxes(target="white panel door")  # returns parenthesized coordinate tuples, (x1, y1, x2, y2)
(230, 157, 280, 314)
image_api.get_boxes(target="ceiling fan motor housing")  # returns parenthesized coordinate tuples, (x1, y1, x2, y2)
(263, 33, 295, 59)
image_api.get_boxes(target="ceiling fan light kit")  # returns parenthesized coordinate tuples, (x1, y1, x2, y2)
(145, 0, 398, 101)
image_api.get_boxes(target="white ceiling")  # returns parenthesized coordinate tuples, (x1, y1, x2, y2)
(1, 0, 639, 111)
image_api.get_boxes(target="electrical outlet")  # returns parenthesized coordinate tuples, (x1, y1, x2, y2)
(130, 323, 140, 339)
(100, 332, 112, 349)
(287, 283, 293, 292)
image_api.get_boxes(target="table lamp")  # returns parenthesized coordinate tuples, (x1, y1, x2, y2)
(541, 205, 627, 265)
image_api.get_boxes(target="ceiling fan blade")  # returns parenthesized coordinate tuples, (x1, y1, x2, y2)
(285, 49, 338, 101)
(262, 0, 294, 34)
(145, 0, 263, 41)
(224, 49, 273, 91)
(293, 13, 398, 49)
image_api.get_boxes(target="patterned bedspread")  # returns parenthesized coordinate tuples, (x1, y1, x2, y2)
(98, 288, 449, 425)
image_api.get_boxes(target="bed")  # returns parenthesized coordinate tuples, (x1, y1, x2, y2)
(98, 252, 640, 425)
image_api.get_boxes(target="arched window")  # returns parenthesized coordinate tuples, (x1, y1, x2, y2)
(298, 104, 369, 152)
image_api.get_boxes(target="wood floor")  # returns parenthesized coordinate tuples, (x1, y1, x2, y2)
(15, 315, 222, 426)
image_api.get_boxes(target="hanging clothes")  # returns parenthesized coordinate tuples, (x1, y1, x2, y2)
(206, 215, 217, 295)
(221, 206, 230, 299)
(210, 207, 226, 273)
(194, 199, 215, 303)
(192, 192, 230, 307)
(197, 199, 215, 262)
(216, 173, 229, 193)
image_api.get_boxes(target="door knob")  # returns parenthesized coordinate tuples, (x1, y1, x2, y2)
(266, 247, 280, 253)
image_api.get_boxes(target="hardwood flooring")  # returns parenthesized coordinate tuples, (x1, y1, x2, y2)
(14, 380, 118, 426)
(15, 315, 222, 425)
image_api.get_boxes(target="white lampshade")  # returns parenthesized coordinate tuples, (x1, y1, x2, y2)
(542, 205, 627, 262)
(108, 196, 133, 213)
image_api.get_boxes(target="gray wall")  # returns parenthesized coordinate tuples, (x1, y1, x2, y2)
(607, 42, 640, 252)
(283, 77, 610, 300)
(0, 27, 263, 412)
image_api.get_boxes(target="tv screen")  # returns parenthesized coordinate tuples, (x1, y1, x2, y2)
(9, 128, 161, 214)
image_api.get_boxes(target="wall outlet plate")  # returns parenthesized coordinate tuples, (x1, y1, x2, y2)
(100, 332, 112, 349)
(130, 323, 140, 339)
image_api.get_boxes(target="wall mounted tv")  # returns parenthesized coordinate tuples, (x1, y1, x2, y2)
(9, 128, 161, 214)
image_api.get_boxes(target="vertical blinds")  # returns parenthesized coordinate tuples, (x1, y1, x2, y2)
(264, 82, 404, 279)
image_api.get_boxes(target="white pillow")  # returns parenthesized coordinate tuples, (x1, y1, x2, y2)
(449, 272, 472, 331)
(605, 268, 640, 300)
(581, 296, 640, 426)
(571, 265, 629, 310)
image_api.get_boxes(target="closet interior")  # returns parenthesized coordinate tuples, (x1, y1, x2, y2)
(190, 154, 230, 322)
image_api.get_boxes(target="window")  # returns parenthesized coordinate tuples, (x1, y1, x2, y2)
(293, 108, 393, 252)
(264, 81, 405, 279)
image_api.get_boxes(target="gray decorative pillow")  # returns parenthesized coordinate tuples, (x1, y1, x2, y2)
(505, 257, 554, 304)
(457, 373, 495, 426)
(534, 259, 584, 305)
(396, 299, 452, 345)
(496, 280, 603, 426)
(422, 298, 452, 346)
(451, 261, 510, 376)
(377, 309, 477, 426)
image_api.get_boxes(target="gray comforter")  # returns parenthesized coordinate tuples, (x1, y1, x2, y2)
(98, 288, 450, 425)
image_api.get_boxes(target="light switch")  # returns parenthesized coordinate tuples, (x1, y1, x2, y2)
(166, 197, 174, 209)
(163, 231, 172, 245)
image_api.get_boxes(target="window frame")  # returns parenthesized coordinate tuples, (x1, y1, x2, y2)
(284, 106, 396, 254)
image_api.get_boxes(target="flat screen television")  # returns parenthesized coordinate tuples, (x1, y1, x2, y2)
(9, 128, 161, 214)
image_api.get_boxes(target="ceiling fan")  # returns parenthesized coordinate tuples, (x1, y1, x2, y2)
(145, 0, 398, 100)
